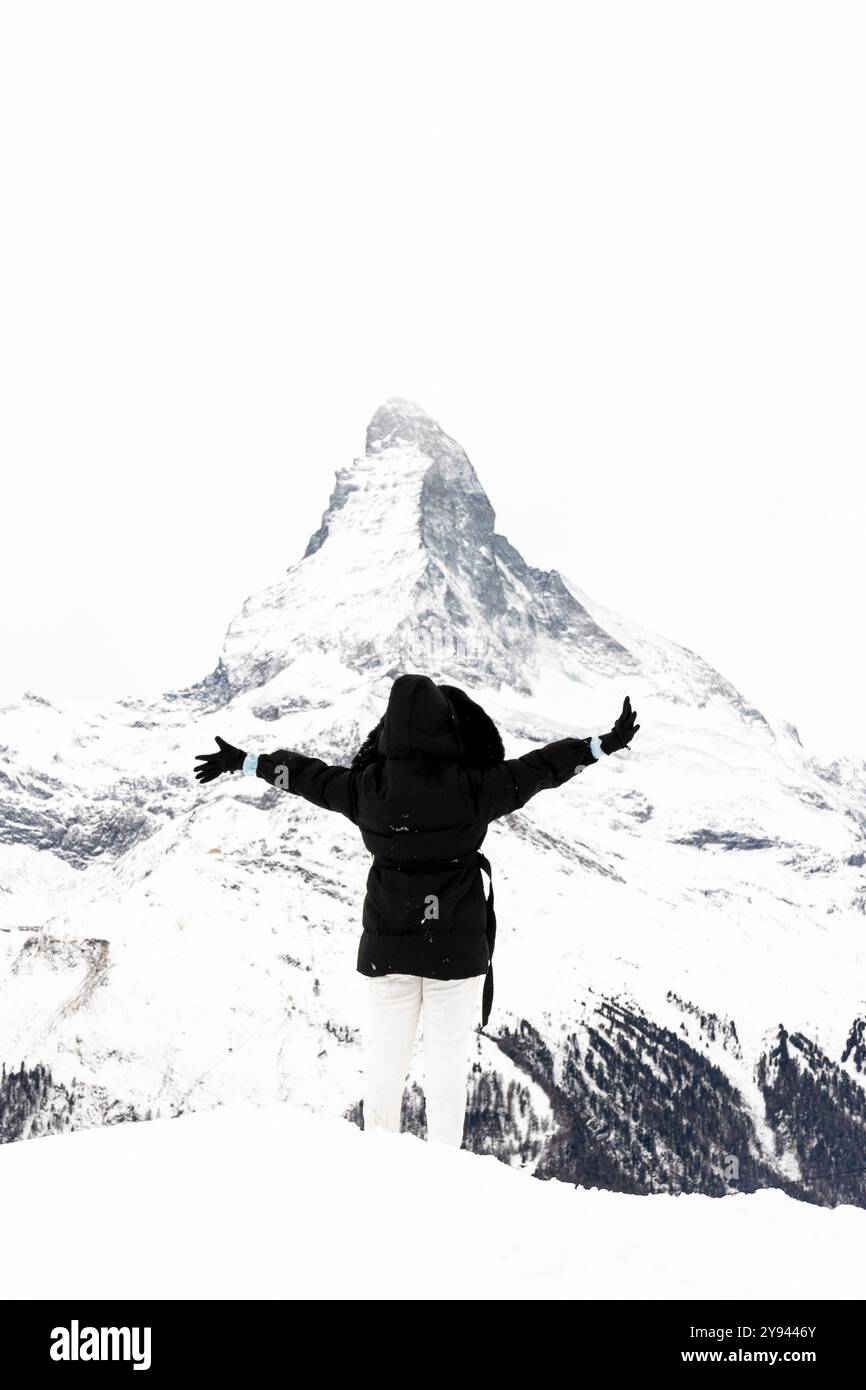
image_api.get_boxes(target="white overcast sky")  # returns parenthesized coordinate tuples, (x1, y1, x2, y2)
(1, 1, 863, 759)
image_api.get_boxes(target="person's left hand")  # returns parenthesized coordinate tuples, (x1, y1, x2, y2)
(194, 735, 246, 783)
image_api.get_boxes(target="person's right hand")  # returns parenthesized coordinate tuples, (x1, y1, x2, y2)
(194, 736, 246, 784)
(600, 696, 640, 754)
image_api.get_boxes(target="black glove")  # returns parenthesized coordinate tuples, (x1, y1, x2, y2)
(194, 736, 247, 784)
(600, 696, 640, 754)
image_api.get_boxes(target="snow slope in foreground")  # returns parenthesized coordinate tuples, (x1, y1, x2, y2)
(2, 1102, 864, 1300)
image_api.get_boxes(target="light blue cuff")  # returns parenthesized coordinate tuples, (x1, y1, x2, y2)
(242, 753, 259, 777)
(589, 735, 606, 761)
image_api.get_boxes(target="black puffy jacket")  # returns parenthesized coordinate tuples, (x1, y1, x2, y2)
(252, 674, 602, 1022)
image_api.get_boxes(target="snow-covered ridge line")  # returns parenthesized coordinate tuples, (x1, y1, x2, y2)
(2, 1100, 865, 1300)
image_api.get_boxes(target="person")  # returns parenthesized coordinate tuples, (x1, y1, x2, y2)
(194, 674, 639, 1147)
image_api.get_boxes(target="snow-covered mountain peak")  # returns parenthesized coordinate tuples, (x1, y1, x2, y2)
(364, 395, 466, 460)
(215, 399, 632, 700)
(304, 395, 494, 564)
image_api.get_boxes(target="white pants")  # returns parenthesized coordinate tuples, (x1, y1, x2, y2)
(364, 972, 485, 1148)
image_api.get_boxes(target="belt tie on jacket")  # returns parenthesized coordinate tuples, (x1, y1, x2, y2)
(370, 850, 496, 1026)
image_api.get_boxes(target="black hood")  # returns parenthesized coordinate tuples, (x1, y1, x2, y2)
(375, 674, 505, 767)
(437, 683, 505, 767)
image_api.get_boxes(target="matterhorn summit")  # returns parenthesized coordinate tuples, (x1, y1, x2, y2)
(215, 396, 633, 704)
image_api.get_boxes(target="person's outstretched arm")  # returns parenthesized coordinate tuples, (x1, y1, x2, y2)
(194, 737, 357, 822)
(464, 695, 640, 823)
